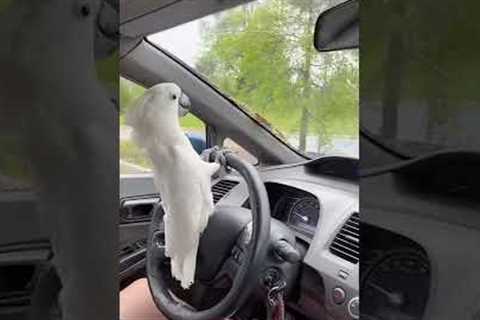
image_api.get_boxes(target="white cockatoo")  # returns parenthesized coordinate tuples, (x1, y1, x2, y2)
(0, 1, 118, 320)
(126, 82, 220, 289)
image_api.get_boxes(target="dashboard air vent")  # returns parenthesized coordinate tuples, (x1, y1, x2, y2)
(330, 212, 359, 264)
(211, 179, 239, 204)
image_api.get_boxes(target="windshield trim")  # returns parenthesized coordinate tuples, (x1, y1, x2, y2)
(360, 126, 460, 160)
(144, 36, 310, 161)
(360, 127, 411, 160)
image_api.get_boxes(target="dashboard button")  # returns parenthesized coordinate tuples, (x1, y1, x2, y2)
(348, 297, 359, 319)
(332, 287, 346, 304)
(338, 270, 349, 280)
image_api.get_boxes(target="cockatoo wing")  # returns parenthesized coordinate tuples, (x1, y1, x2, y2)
(125, 92, 154, 147)
(157, 147, 219, 289)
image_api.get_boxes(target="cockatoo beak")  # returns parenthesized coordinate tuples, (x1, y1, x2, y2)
(178, 92, 191, 117)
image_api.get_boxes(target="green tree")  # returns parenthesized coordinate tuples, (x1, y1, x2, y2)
(196, 0, 358, 153)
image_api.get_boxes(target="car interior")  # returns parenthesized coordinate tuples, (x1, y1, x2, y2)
(121, 1, 480, 319)
(119, 1, 359, 319)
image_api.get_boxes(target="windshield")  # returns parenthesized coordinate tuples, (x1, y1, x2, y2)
(362, 0, 480, 158)
(148, 0, 358, 158)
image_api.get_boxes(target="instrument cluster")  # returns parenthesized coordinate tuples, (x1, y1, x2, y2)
(266, 182, 321, 238)
(361, 224, 431, 320)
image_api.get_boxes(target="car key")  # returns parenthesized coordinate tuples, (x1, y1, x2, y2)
(266, 280, 286, 320)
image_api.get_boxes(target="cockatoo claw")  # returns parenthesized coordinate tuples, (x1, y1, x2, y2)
(202, 146, 233, 172)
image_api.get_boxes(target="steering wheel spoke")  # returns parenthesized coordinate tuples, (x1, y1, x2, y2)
(208, 258, 238, 289)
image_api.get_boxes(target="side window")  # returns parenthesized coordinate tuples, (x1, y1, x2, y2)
(180, 114, 206, 155)
(223, 138, 258, 165)
(120, 77, 206, 175)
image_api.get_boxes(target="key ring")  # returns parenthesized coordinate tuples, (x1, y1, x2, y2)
(267, 281, 286, 306)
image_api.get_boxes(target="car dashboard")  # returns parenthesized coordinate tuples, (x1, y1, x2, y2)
(117, 153, 479, 320)
(212, 160, 359, 320)
(119, 157, 359, 320)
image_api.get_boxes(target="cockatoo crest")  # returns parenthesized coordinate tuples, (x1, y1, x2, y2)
(126, 82, 219, 288)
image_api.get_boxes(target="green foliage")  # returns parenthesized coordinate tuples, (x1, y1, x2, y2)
(96, 52, 118, 92)
(120, 77, 146, 115)
(180, 114, 205, 131)
(195, 0, 358, 151)
(119, 0, 358, 155)
(0, 0, 13, 13)
(362, 0, 480, 146)
(120, 140, 152, 169)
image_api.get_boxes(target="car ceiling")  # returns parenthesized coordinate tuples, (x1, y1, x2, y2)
(120, 0, 255, 38)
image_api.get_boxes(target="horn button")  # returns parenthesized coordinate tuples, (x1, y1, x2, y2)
(196, 206, 252, 282)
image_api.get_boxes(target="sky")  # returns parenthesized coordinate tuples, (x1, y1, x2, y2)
(148, 17, 212, 67)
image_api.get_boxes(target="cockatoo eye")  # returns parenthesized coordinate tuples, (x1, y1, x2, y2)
(170, 93, 177, 100)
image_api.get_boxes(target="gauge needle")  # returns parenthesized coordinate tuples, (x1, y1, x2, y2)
(368, 282, 405, 307)
(294, 212, 309, 222)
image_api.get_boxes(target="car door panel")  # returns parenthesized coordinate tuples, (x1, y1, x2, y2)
(119, 175, 158, 284)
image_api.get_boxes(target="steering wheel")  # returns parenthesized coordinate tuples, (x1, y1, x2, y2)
(146, 152, 271, 320)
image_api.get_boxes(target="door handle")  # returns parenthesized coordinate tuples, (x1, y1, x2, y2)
(120, 197, 159, 223)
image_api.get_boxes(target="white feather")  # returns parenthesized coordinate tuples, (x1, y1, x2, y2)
(126, 83, 219, 289)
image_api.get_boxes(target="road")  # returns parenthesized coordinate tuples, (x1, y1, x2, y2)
(120, 160, 150, 175)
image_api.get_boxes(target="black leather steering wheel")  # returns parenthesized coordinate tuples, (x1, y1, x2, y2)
(146, 152, 271, 320)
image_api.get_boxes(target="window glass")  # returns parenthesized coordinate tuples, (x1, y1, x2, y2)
(223, 138, 258, 165)
(149, 0, 358, 158)
(362, 0, 480, 159)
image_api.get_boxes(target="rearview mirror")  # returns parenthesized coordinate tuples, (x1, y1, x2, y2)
(314, 0, 359, 52)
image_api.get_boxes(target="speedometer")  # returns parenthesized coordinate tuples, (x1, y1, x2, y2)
(287, 197, 320, 232)
(361, 250, 430, 320)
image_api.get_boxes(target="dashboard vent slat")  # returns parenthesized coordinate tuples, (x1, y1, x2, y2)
(211, 180, 239, 204)
(330, 212, 360, 264)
